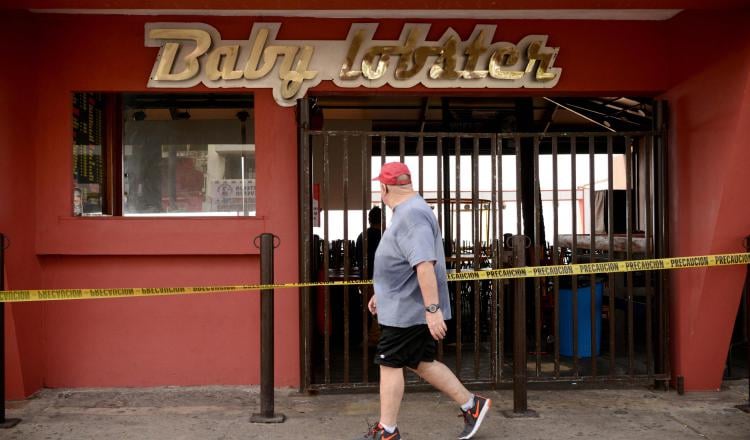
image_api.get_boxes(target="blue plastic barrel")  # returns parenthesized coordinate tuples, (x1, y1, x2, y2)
(558, 282, 603, 358)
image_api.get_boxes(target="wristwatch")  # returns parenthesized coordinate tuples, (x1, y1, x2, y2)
(425, 304, 440, 313)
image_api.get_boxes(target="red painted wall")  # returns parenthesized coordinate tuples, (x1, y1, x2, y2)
(0, 12, 45, 399)
(2, 8, 748, 397)
(4, 13, 302, 396)
(38, 89, 300, 389)
(664, 10, 750, 391)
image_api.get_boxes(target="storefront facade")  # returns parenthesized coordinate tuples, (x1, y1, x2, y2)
(1, 2, 749, 399)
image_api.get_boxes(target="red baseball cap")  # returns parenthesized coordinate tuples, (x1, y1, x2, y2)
(373, 162, 412, 185)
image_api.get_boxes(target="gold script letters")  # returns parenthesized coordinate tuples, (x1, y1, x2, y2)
(338, 24, 560, 86)
(146, 23, 562, 107)
(147, 24, 318, 102)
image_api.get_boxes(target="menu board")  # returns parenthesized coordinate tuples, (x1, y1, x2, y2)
(72, 92, 104, 215)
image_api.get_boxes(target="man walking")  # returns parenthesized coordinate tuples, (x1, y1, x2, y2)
(355, 162, 491, 440)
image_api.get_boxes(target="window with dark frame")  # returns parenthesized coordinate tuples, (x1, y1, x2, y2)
(72, 93, 256, 217)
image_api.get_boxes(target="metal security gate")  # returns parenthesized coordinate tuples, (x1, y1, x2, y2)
(298, 104, 669, 392)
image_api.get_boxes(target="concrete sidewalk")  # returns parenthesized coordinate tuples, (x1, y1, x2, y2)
(2, 380, 749, 440)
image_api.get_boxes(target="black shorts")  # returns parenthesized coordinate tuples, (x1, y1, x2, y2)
(374, 324, 436, 369)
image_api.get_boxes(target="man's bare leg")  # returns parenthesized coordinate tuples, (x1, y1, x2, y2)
(379, 365, 405, 427)
(413, 360, 472, 405)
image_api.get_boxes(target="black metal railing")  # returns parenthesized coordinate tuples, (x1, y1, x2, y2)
(301, 129, 669, 392)
(0, 234, 21, 429)
(736, 236, 750, 413)
(250, 233, 285, 423)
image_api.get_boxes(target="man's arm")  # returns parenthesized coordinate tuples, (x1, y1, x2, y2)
(416, 261, 447, 340)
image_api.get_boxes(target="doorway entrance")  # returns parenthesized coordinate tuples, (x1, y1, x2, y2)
(298, 96, 669, 392)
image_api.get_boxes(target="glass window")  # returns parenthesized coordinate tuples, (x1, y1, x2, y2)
(72, 92, 106, 216)
(122, 94, 255, 216)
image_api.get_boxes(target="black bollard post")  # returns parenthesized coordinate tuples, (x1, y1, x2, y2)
(251, 233, 285, 423)
(0, 234, 21, 428)
(736, 236, 750, 414)
(503, 235, 537, 418)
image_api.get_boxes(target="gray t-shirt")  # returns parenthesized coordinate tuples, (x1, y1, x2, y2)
(373, 195, 452, 327)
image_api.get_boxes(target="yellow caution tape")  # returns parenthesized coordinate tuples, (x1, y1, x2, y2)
(0, 253, 747, 303)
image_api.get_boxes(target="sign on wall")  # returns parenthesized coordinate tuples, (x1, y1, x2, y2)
(146, 23, 562, 107)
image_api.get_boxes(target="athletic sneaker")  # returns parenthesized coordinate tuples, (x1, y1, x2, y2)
(355, 422, 402, 440)
(458, 395, 491, 439)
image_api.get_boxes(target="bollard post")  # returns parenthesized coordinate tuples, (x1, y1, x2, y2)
(0, 234, 21, 428)
(736, 236, 750, 413)
(251, 233, 286, 423)
(503, 235, 538, 418)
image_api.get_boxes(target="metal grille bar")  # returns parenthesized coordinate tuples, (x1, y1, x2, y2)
(302, 129, 668, 391)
